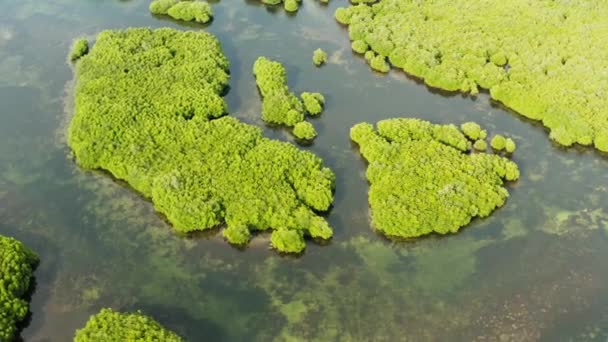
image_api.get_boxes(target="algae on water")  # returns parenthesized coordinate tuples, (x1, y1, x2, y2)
(351, 118, 519, 238)
(68, 28, 335, 253)
(336, 0, 608, 151)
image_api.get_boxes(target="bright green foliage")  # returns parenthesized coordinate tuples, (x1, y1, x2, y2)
(301, 92, 324, 116)
(149, 0, 178, 14)
(370, 54, 389, 73)
(167, 1, 213, 23)
(74, 308, 183, 342)
(491, 135, 507, 151)
(350, 118, 519, 238)
(69, 38, 89, 61)
(461, 122, 484, 140)
(284, 0, 299, 12)
(505, 138, 516, 153)
(293, 121, 317, 140)
(335, 1, 608, 151)
(473, 139, 487, 151)
(270, 228, 306, 253)
(68, 28, 335, 253)
(0, 235, 38, 341)
(253, 57, 304, 127)
(351, 40, 368, 54)
(150, 0, 213, 23)
(312, 48, 327, 66)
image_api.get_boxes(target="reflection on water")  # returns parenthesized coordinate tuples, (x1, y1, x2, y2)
(0, 0, 607, 341)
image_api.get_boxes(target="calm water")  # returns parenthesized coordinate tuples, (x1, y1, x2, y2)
(1, 0, 608, 341)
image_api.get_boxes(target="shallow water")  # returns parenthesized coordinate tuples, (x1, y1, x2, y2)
(1, 0, 607, 341)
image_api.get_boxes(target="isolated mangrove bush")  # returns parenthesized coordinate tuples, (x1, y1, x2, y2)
(74, 308, 183, 341)
(293, 121, 317, 140)
(350, 118, 519, 238)
(312, 48, 327, 66)
(149, 0, 213, 23)
(0, 235, 38, 341)
(68, 28, 335, 253)
(335, 0, 608, 151)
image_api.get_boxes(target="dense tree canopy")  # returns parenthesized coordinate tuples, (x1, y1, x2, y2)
(68, 28, 335, 253)
(0, 235, 38, 341)
(149, 0, 213, 23)
(253, 57, 324, 142)
(351, 118, 519, 238)
(336, 0, 608, 151)
(74, 309, 183, 342)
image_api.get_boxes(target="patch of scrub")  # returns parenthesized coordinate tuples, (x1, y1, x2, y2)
(68, 28, 335, 253)
(335, 0, 608, 151)
(0, 235, 38, 341)
(253, 57, 326, 142)
(150, 0, 213, 23)
(350, 118, 519, 238)
(74, 308, 183, 341)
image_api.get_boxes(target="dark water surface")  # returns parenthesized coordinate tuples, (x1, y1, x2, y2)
(1, 0, 608, 341)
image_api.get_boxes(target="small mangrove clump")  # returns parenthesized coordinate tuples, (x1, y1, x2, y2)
(74, 308, 183, 341)
(259, 0, 302, 12)
(253, 57, 324, 143)
(293, 121, 317, 140)
(335, 0, 608, 151)
(312, 48, 327, 66)
(0, 235, 38, 341)
(68, 28, 335, 253)
(149, 0, 213, 23)
(69, 38, 89, 61)
(351, 118, 519, 239)
(301, 92, 325, 116)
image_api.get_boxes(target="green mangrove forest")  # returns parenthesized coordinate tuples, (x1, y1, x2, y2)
(74, 308, 183, 341)
(68, 28, 335, 253)
(2, 0, 608, 340)
(0, 236, 38, 341)
(351, 118, 519, 238)
(336, 0, 608, 151)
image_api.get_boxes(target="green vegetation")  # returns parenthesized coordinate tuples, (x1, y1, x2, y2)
(461, 122, 487, 141)
(350, 118, 519, 238)
(473, 139, 487, 151)
(505, 138, 516, 153)
(335, 0, 608, 151)
(491, 135, 506, 151)
(68, 28, 335, 253)
(253, 57, 324, 142)
(74, 308, 182, 341)
(149, 0, 213, 23)
(293, 121, 317, 140)
(0, 235, 38, 341)
(69, 38, 88, 61)
(253, 57, 304, 126)
(259, 0, 301, 12)
(312, 48, 327, 66)
(300, 92, 324, 116)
